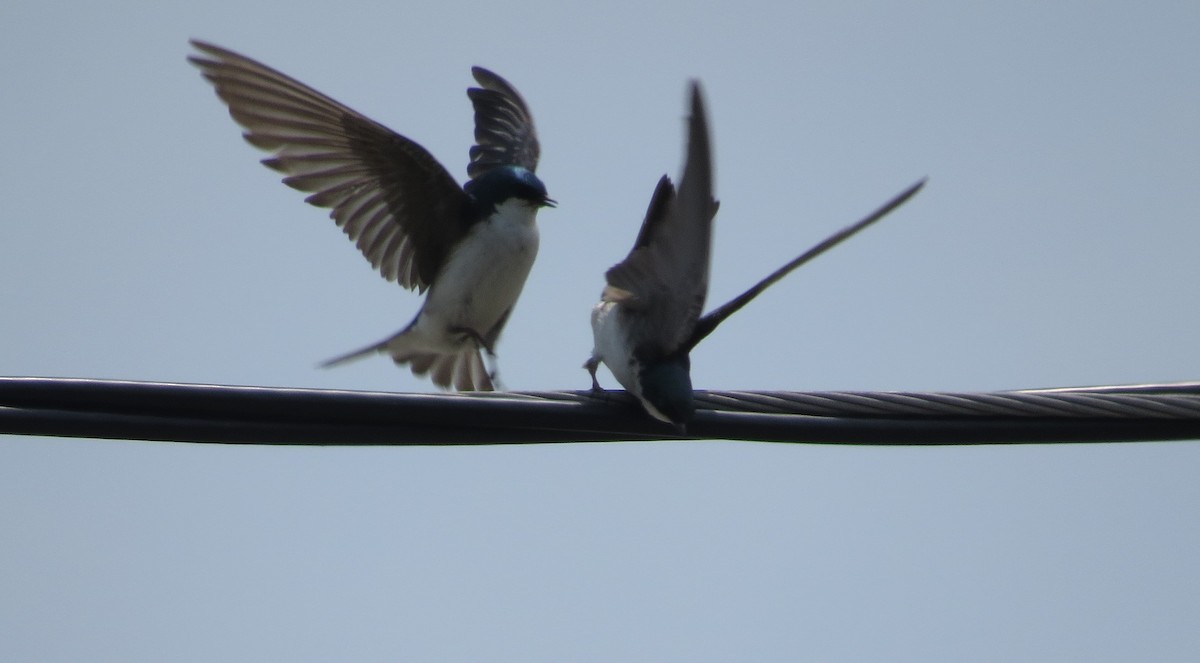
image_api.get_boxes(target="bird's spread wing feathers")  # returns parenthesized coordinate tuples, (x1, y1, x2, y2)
(466, 67, 541, 178)
(603, 83, 718, 354)
(189, 40, 472, 292)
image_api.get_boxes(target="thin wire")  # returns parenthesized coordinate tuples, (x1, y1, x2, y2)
(2, 377, 1200, 446)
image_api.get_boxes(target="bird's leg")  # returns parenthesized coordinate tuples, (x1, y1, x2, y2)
(451, 325, 502, 388)
(450, 326, 495, 356)
(583, 356, 603, 392)
(486, 356, 503, 390)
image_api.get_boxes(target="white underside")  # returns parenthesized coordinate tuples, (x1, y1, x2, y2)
(589, 300, 639, 396)
(380, 199, 541, 390)
(590, 300, 675, 424)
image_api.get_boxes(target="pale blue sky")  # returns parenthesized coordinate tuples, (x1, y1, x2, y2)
(2, 1, 1199, 661)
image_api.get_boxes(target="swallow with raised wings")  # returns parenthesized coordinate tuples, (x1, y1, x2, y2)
(190, 40, 554, 391)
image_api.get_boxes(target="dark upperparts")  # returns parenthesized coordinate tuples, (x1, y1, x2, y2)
(638, 354, 696, 426)
(465, 165, 555, 213)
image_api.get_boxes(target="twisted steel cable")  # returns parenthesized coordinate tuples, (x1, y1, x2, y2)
(2, 377, 1199, 446)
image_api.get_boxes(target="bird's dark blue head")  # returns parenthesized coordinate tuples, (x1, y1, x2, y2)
(465, 165, 555, 214)
(638, 355, 695, 428)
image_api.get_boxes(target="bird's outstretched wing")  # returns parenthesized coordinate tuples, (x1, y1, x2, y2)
(603, 82, 718, 355)
(188, 40, 472, 292)
(466, 67, 541, 178)
(685, 178, 928, 351)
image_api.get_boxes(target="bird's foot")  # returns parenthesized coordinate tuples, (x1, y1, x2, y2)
(583, 357, 603, 393)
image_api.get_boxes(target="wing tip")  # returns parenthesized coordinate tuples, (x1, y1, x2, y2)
(187, 38, 228, 60)
(470, 66, 511, 93)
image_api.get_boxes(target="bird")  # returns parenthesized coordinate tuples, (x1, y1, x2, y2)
(585, 82, 926, 428)
(188, 40, 554, 391)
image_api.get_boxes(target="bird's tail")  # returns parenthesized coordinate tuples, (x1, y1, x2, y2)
(404, 349, 494, 391)
(321, 335, 495, 391)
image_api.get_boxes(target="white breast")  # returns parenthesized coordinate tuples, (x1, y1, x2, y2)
(413, 199, 541, 351)
(590, 299, 641, 397)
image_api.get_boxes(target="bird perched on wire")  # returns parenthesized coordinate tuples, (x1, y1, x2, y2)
(585, 82, 925, 428)
(189, 40, 554, 391)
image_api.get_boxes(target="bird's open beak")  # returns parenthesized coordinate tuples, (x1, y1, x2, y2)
(541, 196, 557, 208)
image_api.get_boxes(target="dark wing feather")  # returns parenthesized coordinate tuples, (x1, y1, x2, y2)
(189, 40, 470, 292)
(603, 82, 718, 354)
(620, 175, 721, 261)
(630, 175, 676, 253)
(600, 175, 675, 308)
(685, 178, 927, 351)
(466, 67, 540, 177)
